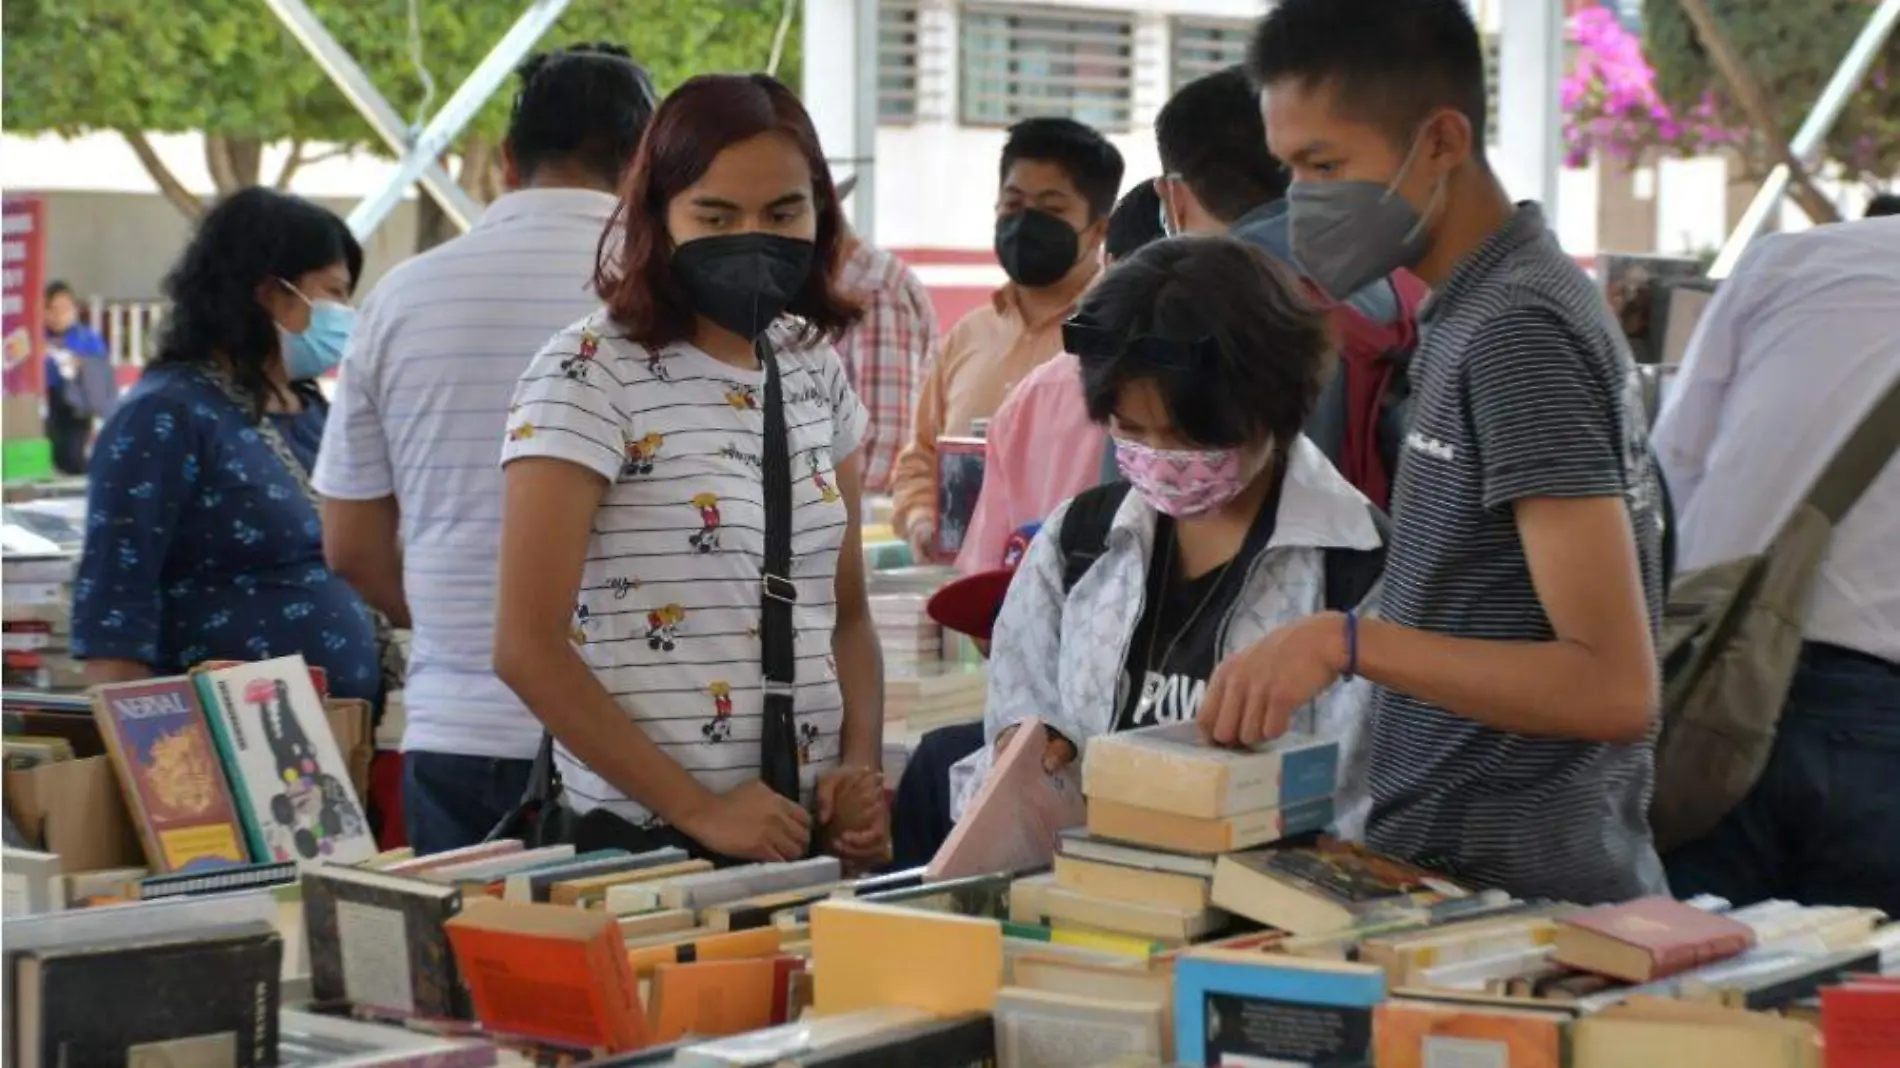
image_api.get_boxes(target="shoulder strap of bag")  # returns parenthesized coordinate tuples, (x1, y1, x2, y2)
(756, 335, 802, 803)
(1323, 504, 1389, 612)
(194, 367, 321, 508)
(1805, 373, 1900, 527)
(1059, 482, 1132, 594)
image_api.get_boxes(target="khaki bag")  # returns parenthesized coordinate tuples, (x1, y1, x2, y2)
(1650, 374, 1900, 852)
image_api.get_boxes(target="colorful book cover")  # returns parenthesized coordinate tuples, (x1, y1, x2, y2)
(91, 677, 250, 873)
(195, 656, 376, 865)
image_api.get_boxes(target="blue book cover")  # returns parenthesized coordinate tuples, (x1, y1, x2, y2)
(1174, 952, 1384, 1068)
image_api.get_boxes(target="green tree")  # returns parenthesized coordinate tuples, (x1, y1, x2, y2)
(2, 0, 799, 227)
(1642, 0, 1900, 219)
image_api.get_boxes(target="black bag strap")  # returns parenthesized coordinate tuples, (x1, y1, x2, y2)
(1059, 482, 1132, 594)
(756, 335, 802, 803)
(1322, 505, 1389, 612)
(1805, 373, 1900, 527)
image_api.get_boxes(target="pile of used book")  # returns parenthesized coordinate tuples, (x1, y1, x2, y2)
(6, 709, 1900, 1066)
(868, 569, 986, 785)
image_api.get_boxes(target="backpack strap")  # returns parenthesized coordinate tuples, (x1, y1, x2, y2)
(1806, 372, 1900, 527)
(1322, 504, 1389, 612)
(1058, 482, 1133, 594)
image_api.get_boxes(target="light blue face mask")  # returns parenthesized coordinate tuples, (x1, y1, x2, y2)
(277, 280, 355, 380)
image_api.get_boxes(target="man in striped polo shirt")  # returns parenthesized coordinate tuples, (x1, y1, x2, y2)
(1201, 0, 1667, 903)
(315, 45, 657, 853)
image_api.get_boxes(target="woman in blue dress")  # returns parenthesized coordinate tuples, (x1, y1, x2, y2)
(73, 188, 382, 705)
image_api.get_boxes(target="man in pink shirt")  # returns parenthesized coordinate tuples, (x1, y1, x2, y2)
(954, 182, 1165, 574)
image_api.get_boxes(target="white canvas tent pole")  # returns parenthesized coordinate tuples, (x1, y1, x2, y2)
(1708, 0, 1900, 278)
(346, 0, 575, 238)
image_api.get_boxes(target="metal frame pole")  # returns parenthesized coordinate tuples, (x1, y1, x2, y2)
(347, 0, 574, 238)
(1708, 0, 1900, 278)
(851, 0, 879, 241)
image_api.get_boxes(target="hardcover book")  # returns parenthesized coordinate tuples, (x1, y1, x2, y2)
(1553, 896, 1755, 983)
(11, 922, 281, 1068)
(92, 677, 250, 873)
(194, 656, 375, 865)
(303, 864, 471, 1019)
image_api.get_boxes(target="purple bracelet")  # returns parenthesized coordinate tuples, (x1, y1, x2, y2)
(1343, 609, 1360, 680)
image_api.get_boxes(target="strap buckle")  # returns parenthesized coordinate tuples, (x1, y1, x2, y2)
(761, 679, 797, 700)
(761, 572, 799, 605)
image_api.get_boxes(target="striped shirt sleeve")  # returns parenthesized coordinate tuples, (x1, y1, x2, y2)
(501, 324, 628, 483)
(312, 304, 394, 500)
(1464, 305, 1626, 510)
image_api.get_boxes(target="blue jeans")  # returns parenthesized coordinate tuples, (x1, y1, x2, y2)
(403, 751, 536, 856)
(1665, 644, 1900, 916)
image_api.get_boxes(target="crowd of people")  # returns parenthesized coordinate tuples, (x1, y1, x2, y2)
(62, 0, 1897, 914)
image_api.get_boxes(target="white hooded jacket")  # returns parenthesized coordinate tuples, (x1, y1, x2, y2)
(947, 436, 1384, 838)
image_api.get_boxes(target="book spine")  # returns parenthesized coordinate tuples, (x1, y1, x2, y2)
(194, 672, 271, 861)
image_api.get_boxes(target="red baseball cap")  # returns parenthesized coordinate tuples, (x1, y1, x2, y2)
(925, 523, 1042, 642)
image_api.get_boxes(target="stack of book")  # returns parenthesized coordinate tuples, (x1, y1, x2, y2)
(1, 552, 81, 692)
(868, 579, 987, 783)
(995, 723, 1342, 954)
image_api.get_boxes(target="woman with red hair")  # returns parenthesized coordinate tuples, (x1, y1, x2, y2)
(493, 74, 887, 867)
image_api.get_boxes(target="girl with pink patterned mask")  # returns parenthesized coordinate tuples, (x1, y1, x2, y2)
(963, 234, 1385, 833)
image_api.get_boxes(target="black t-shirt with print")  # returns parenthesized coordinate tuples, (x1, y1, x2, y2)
(1113, 470, 1284, 732)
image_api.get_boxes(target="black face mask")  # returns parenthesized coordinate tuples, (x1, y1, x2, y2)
(672, 232, 816, 340)
(994, 208, 1081, 289)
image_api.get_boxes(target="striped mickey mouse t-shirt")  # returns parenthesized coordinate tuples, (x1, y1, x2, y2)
(1366, 204, 1668, 904)
(500, 312, 869, 828)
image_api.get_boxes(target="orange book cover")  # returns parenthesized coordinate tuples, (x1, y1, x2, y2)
(647, 959, 778, 1044)
(445, 899, 648, 1052)
(1554, 897, 1754, 982)
(626, 926, 782, 978)
(1375, 999, 1568, 1068)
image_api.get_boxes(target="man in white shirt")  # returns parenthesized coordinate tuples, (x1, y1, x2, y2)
(314, 44, 657, 853)
(1654, 215, 1900, 913)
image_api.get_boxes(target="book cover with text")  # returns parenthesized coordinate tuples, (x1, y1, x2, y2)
(92, 677, 250, 873)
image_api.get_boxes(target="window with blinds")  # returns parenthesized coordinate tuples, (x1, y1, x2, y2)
(880, 0, 923, 123)
(959, 3, 1135, 131)
(1170, 16, 1251, 92)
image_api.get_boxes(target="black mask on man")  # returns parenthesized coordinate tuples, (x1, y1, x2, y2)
(672, 232, 815, 340)
(994, 208, 1080, 289)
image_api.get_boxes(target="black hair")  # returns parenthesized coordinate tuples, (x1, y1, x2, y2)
(1106, 181, 1165, 261)
(507, 42, 659, 188)
(1868, 193, 1900, 218)
(44, 280, 76, 303)
(998, 116, 1126, 219)
(1249, 0, 1489, 153)
(1076, 235, 1331, 450)
(154, 187, 362, 417)
(1155, 66, 1289, 222)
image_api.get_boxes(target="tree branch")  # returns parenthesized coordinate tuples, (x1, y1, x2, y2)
(1673, 0, 1841, 224)
(120, 130, 203, 221)
(205, 135, 240, 196)
(274, 140, 307, 190)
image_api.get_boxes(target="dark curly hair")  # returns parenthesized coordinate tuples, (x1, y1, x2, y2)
(1075, 235, 1333, 451)
(153, 187, 362, 418)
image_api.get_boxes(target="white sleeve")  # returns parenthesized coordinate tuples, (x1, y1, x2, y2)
(815, 342, 870, 464)
(982, 499, 1079, 746)
(1652, 238, 1768, 515)
(500, 323, 629, 482)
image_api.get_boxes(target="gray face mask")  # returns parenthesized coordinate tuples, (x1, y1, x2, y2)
(1286, 127, 1446, 301)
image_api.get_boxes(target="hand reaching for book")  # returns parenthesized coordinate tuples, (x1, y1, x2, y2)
(994, 723, 1076, 773)
(817, 766, 889, 875)
(681, 780, 811, 862)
